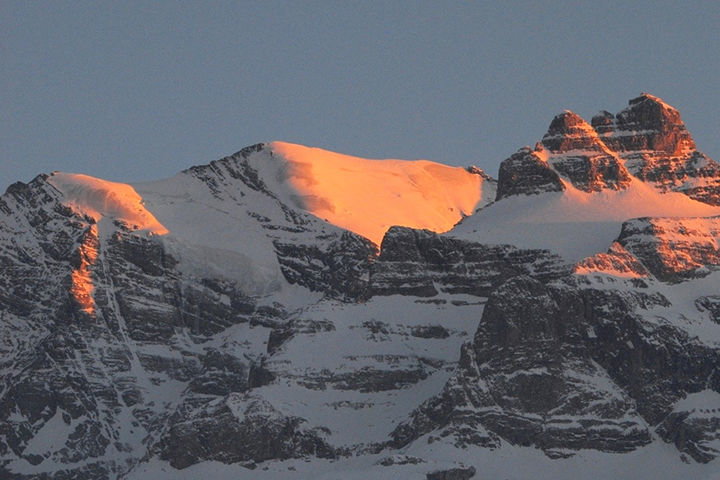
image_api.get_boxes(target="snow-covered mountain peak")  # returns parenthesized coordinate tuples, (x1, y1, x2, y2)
(455, 94, 720, 267)
(161, 141, 497, 246)
(47, 172, 169, 235)
(257, 141, 495, 245)
(3, 95, 720, 480)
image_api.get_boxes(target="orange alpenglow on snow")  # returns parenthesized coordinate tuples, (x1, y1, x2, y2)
(48, 173, 169, 235)
(271, 141, 490, 245)
(47, 173, 169, 315)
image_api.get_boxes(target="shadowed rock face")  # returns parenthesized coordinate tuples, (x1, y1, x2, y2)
(392, 277, 655, 455)
(392, 275, 720, 460)
(371, 227, 570, 297)
(273, 230, 376, 301)
(426, 465, 477, 480)
(657, 392, 720, 463)
(157, 394, 335, 469)
(696, 296, 720, 324)
(496, 148, 565, 200)
(591, 110, 616, 134)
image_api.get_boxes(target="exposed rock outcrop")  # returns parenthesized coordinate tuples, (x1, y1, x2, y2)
(598, 94, 720, 205)
(157, 394, 336, 469)
(657, 391, 720, 463)
(496, 148, 564, 200)
(426, 465, 476, 480)
(598, 93, 695, 155)
(616, 216, 720, 282)
(393, 277, 656, 455)
(497, 94, 720, 204)
(371, 227, 570, 297)
(2, 94, 720, 479)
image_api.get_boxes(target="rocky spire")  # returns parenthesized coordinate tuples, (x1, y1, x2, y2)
(590, 110, 615, 135)
(542, 111, 607, 153)
(595, 94, 720, 205)
(539, 111, 631, 193)
(496, 108, 634, 198)
(599, 93, 696, 155)
(496, 94, 719, 204)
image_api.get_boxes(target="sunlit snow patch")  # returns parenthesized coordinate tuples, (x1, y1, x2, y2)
(267, 142, 493, 245)
(48, 172, 169, 234)
(451, 177, 720, 262)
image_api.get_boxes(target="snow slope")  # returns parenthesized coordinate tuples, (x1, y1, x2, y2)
(451, 176, 720, 262)
(128, 441, 718, 480)
(133, 169, 287, 295)
(44, 144, 495, 295)
(265, 142, 494, 245)
(48, 173, 168, 234)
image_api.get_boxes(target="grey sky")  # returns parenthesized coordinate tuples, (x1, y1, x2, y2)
(2, 1, 719, 190)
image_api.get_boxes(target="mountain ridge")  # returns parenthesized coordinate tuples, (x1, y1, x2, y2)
(1, 94, 720, 480)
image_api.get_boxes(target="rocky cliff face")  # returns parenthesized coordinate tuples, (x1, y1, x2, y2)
(0, 145, 382, 479)
(497, 94, 720, 205)
(657, 390, 720, 463)
(597, 94, 696, 155)
(541, 111, 632, 193)
(616, 216, 720, 282)
(0, 174, 270, 479)
(392, 277, 657, 457)
(2, 94, 720, 480)
(599, 94, 720, 205)
(392, 271, 720, 461)
(495, 148, 565, 200)
(371, 226, 569, 297)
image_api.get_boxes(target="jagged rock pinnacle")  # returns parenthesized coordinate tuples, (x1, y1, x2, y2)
(496, 93, 719, 203)
(602, 93, 696, 154)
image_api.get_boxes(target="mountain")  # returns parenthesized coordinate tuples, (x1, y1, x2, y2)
(1, 94, 719, 480)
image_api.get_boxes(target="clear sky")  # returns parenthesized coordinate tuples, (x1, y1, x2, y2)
(2, 1, 719, 190)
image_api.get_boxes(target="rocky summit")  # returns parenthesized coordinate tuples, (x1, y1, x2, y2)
(498, 94, 720, 204)
(1, 94, 720, 480)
